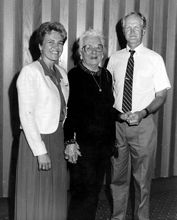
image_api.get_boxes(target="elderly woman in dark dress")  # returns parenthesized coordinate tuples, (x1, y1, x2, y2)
(64, 29, 115, 220)
(15, 22, 69, 220)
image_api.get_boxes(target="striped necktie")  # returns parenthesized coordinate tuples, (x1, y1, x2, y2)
(122, 50, 135, 113)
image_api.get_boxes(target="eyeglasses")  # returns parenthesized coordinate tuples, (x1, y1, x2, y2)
(82, 44, 103, 54)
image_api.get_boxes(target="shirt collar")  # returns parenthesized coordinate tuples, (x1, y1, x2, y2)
(126, 43, 144, 55)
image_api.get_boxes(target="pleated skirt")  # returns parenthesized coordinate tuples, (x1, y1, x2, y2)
(14, 122, 67, 220)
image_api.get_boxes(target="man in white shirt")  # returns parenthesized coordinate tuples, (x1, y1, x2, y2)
(107, 12, 171, 220)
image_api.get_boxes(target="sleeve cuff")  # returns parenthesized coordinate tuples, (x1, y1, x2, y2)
(32, 141, 47, 156)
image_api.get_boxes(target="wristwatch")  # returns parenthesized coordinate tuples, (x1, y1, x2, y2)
(144, 108, 150, 118)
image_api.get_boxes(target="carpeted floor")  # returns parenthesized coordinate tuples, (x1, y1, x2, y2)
(96, 188, 177, 220)
(0, 177, 177, 220)
(95, 176, 177, 220)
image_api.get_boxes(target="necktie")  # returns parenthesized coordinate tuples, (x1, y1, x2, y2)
(122, 50, 135, 113)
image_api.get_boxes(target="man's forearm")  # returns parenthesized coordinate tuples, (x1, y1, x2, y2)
(143, 89, 167, 116)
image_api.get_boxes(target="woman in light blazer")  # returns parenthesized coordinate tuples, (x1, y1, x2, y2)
(15, 22, 69, 220)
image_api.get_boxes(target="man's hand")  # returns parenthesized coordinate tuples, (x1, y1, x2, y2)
(37, 153, 51, 171)
(126, 110, 146, 126)
(120, 110, 146, 126)
(120, 111, 132, 121)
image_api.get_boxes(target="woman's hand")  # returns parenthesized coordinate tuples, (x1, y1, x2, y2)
(64, 142, 81, 164)
(37, 153, 51, 171)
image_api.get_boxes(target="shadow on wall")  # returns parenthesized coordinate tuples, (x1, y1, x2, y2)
(104, 18, 127, 69)
(71, 38, 80, 66)
(29, 29, 41, 61)
(8, 71, 20, 220)
(115, 18, 127, 50)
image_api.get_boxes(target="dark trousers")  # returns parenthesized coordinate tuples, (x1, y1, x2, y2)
(67, 143, 110, 220)
(111, 116, 157, 220)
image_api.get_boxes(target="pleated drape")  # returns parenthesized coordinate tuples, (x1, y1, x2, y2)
(0, 0, 177, 196)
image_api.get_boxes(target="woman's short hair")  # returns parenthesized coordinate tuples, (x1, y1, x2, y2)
(122, 12, 147, 30)
(37, 22, 67, 46)
(79, 28, 105, 51)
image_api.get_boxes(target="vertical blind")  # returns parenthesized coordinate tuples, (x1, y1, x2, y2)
(0, 0, 177, 196)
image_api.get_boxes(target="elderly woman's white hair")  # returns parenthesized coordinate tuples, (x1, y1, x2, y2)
(78, 28, 105, 51)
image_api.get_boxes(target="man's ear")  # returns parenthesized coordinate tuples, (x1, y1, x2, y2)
(142, 29, 146, 36)
(80, 52, 83, 60)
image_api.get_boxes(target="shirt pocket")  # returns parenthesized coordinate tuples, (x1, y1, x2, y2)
(134, 69, 154, 93)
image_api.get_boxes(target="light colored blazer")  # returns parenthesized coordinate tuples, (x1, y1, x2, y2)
(17, 61, 69, 156)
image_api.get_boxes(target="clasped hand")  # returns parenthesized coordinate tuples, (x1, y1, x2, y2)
(120, 111, 143, 126)
(64, 142, 81, 164)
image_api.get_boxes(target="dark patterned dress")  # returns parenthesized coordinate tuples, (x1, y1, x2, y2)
(64, 62, 115, 220)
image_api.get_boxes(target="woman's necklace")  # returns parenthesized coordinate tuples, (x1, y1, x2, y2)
(79, 61, 102, 92)
(91, 73, 102, 92)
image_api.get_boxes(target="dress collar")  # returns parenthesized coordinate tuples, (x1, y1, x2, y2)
(38, 58, 62, 85)
(79, 61, 102, 76)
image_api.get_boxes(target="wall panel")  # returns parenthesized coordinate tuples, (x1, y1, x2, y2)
(139, 0, 150, 46)
(68, 0, 77, 70)
(59, 0, 69, 70)
(107, 0, 119, 56)
(42, 0, 52, 22)
(1, 0, 177, 196)
(51, 0, 60, 22)
(0, 0, 4, 196)
(76, 0, 87, 38)
(163, 0, 177, 176)
(125, 0, 136, 14)
(14, 0, 23, 70)
(86, 0, 94, 30)
(22, 0, 33, 65)
(33, 0, 42, 30)
(93, 0, 105, 31)
(2, 0, 15, 196)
